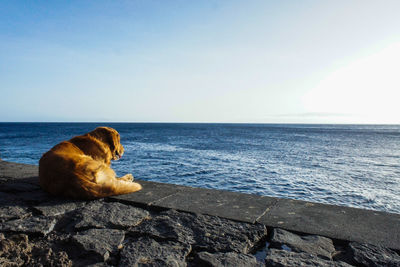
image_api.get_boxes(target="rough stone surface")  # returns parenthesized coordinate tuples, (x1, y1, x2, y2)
(0, 189, 49, 208)
(72, 229, 125, 261)
(34, 199, 87, 216)
(73, 201, 150, 230)
(86, 263, 109, 267)
(257, 198, 400, 250)
(133, 209, 267, 253)
(349, 242, 400, 267)
(0, 176, 51, 205)
(119, 236, 191, 267)
(0, 181, 40, 192)
(0, 161, 38, 180)
(0, 216, 56, 236)
(270, 228, 336, 260)
(0, 206, 31, 223)
(150, 186, 277, 223)
(111, 180, 187, 205)
(196, 251, 260, 267)
(0, 233, 72, 267)
(14, 190, 52, 203)
(265, 249, 354, 267)
(0, 192, 19, 204)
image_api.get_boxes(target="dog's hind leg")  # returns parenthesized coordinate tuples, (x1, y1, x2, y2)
(74, 165, 141, 199)
(119, 173, 134, 182)
(91, 167, 142, 197)
(111, 179, 142, 195)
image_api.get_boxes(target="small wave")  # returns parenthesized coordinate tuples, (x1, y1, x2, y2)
(177, 169, 214, 177)
(124, 142, 180, 152)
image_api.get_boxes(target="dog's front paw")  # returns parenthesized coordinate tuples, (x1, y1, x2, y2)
(121, 173, 134, 182)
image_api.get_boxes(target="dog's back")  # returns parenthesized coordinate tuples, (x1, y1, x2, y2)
(39, 140, 101, 198)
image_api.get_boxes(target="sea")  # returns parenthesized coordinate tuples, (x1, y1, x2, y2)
(1, 123, 399, 214)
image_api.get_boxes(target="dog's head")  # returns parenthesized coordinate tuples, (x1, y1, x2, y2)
(90, 127, 124, 160)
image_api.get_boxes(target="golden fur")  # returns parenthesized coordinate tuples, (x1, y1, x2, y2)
(39, 127, 142, 199)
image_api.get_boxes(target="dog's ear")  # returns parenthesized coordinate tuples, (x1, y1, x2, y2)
(90, 127, 119, 153)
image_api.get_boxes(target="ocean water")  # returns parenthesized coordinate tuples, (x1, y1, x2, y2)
(1, 123, 399, 214)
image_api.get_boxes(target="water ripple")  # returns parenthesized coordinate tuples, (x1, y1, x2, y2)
(1, 123, 400, 214)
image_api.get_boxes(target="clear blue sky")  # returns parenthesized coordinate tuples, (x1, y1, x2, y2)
(1, 1, 399, 123)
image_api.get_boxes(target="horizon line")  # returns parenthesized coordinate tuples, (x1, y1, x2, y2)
(1, 121, 400, 126)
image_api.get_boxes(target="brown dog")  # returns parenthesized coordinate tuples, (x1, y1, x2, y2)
(39, 127, 142, 199)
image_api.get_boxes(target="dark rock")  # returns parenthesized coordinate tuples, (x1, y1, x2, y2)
(265, 249, 354, 267)
(34, 199, 87, 216)
(0, 182, 51, 206)
(0, 189, 51, 204)
(28, 247, 72, 267)
(14, 190, 51, 203)
(119, 236, 191, 267)
(257, 197, 400, 251)
(149, 185, 277, 223)
(0, 215, 57, 236)
(133, 209, 267, 253)
(86, 263, 109, 267)
(0, 192, 20, 204)
(0, 161, 38, 180)
(332, 244, 356, 265)
(73, 201, 150, 230)
(0, 206, 31, 222)
(0, 192, 33, 207)
(349, 242, 400, 267)
(133, 210, 193, 242)
(0, 193, 32, 222)
(270, 228, 335, 260)
(196, 251, 260, 267)
(72, 229, 125, 262)
(0, 233, 72, 266)
(0, 181, 40, 192)
(0, 233, 30, 266)
(111, 180, 187, 205)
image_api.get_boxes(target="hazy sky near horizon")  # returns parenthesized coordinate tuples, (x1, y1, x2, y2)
(1, 1, 400, 123)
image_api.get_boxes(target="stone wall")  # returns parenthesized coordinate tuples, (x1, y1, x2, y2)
(1, 161, 399, 266)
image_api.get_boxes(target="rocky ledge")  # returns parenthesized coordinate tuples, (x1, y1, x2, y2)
(1, 161, 400, 266)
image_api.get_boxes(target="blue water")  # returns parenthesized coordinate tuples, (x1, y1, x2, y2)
(1, 123, 399, 214)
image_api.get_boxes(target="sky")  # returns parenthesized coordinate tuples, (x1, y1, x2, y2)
(1, 1, 400, 124)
